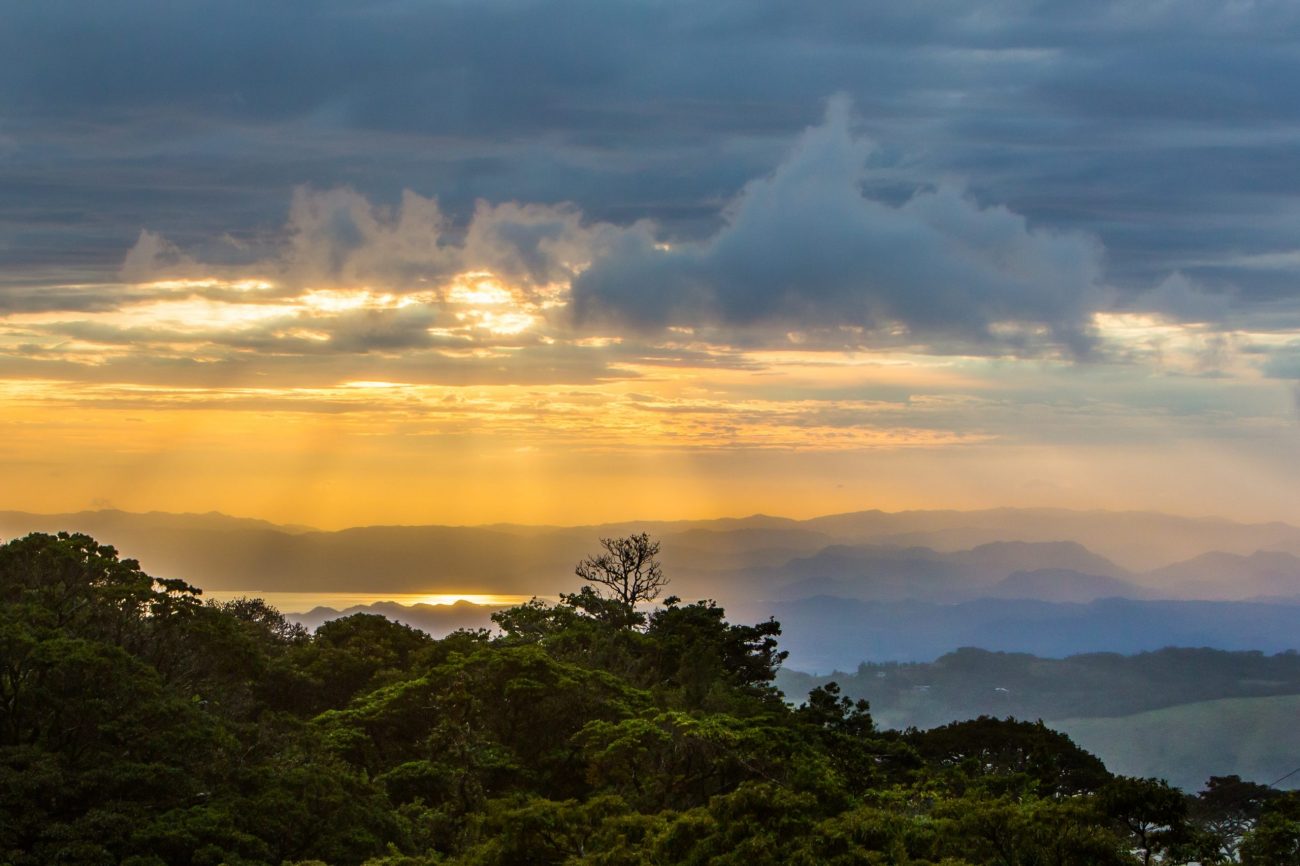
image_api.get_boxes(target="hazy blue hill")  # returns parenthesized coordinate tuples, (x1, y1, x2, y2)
(663, 525, 834, 555)
(657, 528, 839, 576)
(762, 540, 1131, 602)
(1052, 695, 1300, 791)
(990, 569, 1151, 603)
(7, 506, 1300, 608)
(802, 508, 997, 538)
(0, 510, 829, 596)
(764, 545, 958, 601)
(120, 525, 586, 594)
(957, 540, 1128, 578)
(749, 595, 1300, 671)
(20, 522, 579, 594)
(552, 513, 805, 538)
(0, 508, 315, 537)
(1145, 550, 1300, 600)
(812, 508, 1300, 571)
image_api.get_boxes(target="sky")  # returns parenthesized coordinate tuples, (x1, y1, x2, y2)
(3, 0, 1300, 528)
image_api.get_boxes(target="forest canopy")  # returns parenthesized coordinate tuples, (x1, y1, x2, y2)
(1, 531, 1298, 865)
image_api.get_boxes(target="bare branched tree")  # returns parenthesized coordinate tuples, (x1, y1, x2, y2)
(574, 533, 668, 615)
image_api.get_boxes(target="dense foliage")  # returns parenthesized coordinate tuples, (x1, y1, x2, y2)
(2, 532, 1298, 865)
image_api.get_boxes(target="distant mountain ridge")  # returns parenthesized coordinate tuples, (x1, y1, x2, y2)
(4, 506, 1300, 609)
(9, 506, 1295, 697)
(0, 508, 317, 535)
(989, 569, 1150, 603)
(1147, 550, 1300, 600)
(759, 540, 1131, 602)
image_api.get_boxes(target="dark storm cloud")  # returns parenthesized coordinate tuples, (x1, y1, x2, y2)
(3, 0, 1300, 321)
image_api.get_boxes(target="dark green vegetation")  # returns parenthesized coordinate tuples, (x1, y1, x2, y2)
(4, 532, 1299, 865)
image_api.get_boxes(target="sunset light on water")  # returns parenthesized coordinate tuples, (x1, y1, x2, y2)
(203, 590, 539, 613)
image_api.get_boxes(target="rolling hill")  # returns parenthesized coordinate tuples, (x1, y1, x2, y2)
(1052, 695, 1300, 791)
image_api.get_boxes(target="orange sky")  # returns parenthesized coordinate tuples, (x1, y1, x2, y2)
(5, 118, 1300, 529)
(4, 269, 1298, 528)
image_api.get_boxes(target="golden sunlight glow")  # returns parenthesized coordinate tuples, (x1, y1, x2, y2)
(413, 594, 534, 606)
(1091, 312, 1258, 377)
(5, 269, 1300, 529)
(5, 298, 297, 331)
(341, 380, 408, 389)
(275, 327, 331, 341)
(446, 272, 515, 306)
(201, 591, 539, 611)
(142, 278, 275, 293)
(445, 271, 540, 335)
(1092, 312, 1191, 341)
(300, 288, 423, 313)
(474, 310, 535, 335)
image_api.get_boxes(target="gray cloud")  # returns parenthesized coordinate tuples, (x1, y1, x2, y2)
(2, 0, 1300, 322)
(0, 340, 634, 390)
(1130, 272, 1231, 324)
(281, 187, 456, 289)
(324, 306, 439, 353)
(573, 99, 1106, 353)
(1262, 342, 1300, 380)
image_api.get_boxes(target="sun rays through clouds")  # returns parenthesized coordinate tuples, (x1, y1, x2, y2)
(3, 99, 1300, 525)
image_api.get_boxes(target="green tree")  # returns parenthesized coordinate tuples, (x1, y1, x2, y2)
(1099, 776, 1193, 866)
(908, 717, 1112, 797)
(642, 597, 786, 711)
(1240, 791, 1300, 866)
(1191, 774, 1281, 862)
(571, 534, 668, 629)
(933, 792, 1128, 865)
(4, 529, 1236, 866)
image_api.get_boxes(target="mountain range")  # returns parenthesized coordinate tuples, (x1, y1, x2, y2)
(4, 506, 1300, 670)
(5, 506, 1300, 600)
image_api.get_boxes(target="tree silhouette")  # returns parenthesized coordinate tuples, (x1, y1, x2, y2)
(573, 533, 668, 626)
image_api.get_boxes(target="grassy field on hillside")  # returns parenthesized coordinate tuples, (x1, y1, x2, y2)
(1052, 694, 1300, 792)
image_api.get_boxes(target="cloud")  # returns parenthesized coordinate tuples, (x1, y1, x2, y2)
(1131, 272, 1229, 324)
(283, 188, 456, 288)
(572, 97, 1107, 354)
(120, 230, 200, 282)
(324, 306, 439, 353)
(1, 98, 1125, 373)
(1262, 342, 1300, 380)
(4, 0, 1300, 322)
(462, 201, 611, 291)
(267, 187, 605, 298)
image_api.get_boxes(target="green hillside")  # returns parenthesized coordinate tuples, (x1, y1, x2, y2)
(1052, 695, 1300, 792)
